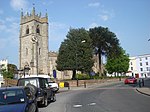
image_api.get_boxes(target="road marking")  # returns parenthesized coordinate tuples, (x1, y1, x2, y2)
(73, 104, 82, 108)
(88, 102, 96, 106)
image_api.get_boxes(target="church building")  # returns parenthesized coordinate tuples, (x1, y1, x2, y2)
(19, 7, 49, 75)
(19, 8, 100, 79)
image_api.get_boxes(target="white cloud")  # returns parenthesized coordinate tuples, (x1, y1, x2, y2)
(88, 22, 99, 29)
(88, 2, 100, 7)
(99, 15, 109, 21)
(0, 16, 19, 50)
(10, 0, 29, 11)
(99, 9, 115, 21)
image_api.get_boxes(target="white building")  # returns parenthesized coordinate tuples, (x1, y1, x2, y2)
(127, 54, 150, 78)
(0, 59, 8, 71)
(0, 59, 7, 87)
(126, 57, 138, 77)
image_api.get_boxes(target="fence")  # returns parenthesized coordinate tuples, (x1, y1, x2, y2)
(4, 77, 123, 87)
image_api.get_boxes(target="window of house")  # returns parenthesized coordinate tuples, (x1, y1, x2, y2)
(146, 67, 149, 71)
(140, 68, 143, 71)
(145, 57, 148, 60)
(140, 63, 142, 66)
(131, 62, 132, 65)
(26, 25, 29, 34)
(36, 25, 40, 34)
(146, 62, 148, 65)
(131, 67, 133, 70)
(141, 73, 143, 76)
(140, 58, 142, 61)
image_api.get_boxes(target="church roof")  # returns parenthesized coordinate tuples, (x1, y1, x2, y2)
(48, 51, 58, 57)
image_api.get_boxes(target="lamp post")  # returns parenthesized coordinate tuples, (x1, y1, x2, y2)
(76, 40, 86, 87)
(23, 65, 30, 77)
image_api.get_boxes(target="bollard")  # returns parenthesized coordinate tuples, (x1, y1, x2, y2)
(139, 80, 141, 88)
(119, 76, 121, 81)
(84, 82, 86, 88)
(77, 79, 79, 87)
(68, 83, 70, 90)
(142, 79, 144, 87)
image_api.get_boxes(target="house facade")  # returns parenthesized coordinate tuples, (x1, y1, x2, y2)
(0, 59, 8, 71)
(127, 54, 150, 78)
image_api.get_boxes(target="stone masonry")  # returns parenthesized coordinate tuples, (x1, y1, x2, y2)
(19, 7, 49, 75)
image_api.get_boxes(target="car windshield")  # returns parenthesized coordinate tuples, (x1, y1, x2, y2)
(0, 89, 25, 105)
(18, 79, 37, 87)
(127, 77, 134, 79)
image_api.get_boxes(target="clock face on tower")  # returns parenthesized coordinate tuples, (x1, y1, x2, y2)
(31, 36, 37, 42)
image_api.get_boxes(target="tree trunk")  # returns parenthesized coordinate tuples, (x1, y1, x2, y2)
(72, 70, 76, 80)
(98, 53, 103, 77)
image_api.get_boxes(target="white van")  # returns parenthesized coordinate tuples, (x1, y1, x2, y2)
(22, 74, 50, 78)
(21, 74, 59, 92)
(0, 74, 4, 87)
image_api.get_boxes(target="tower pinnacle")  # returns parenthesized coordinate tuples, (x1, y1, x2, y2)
(32, 7, 35, 16)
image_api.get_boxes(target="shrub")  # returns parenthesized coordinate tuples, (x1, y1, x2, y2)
(76, 74, 91, 80)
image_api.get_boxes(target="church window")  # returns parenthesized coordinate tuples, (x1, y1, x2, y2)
(26, 25, 29, 34)
(36, 25, 40, 34)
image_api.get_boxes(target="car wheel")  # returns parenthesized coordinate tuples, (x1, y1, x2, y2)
(44, 98, 48, 107)
(35, 107, 39, 112)
(52, 94, 56, 102)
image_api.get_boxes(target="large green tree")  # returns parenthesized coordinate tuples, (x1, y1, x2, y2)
(105, 48, 129, 76)
(57, 28, 94, 79)
(0, 64, 17, 79)
(89, 26, 121, 75)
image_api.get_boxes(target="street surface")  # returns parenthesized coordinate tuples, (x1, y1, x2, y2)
(39, 81, 150, 112)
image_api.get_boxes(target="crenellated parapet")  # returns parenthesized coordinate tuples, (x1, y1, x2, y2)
(20, 7, 48, 24)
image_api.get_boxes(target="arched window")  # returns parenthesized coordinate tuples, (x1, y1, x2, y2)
(26, 25, 29, 34)
(36, 25, 40, 34)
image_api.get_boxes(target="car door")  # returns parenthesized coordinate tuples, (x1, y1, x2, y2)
(24, 87, 36, 112)
(39, 78, 51, 98)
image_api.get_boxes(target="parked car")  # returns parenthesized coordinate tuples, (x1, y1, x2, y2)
(47, 79, 59, 92)
(23, 75, 59, 92)
(17, 77, 56, 106)
(124, 77, 137, 84)
(0, 86, 38, 112)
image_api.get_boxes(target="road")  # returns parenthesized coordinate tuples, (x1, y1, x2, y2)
(39, 82, 150, 112)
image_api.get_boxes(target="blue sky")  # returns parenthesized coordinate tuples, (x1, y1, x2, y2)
(0, 0, 150, 67)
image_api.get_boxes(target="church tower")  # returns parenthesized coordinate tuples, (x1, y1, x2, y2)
(19, 7, 49, 75)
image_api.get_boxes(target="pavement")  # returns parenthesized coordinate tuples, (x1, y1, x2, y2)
(58, 78, 150, 97)
(136, 87, 150, 96)
(58, 80, 124, 92)
(136, 78, 150, 96)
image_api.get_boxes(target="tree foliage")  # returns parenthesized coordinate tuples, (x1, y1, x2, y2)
(0, 64, 17, 79)
(89, 26, 121, 75)
(56, 28, 94, 79)
(105, 48, 129, 75)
